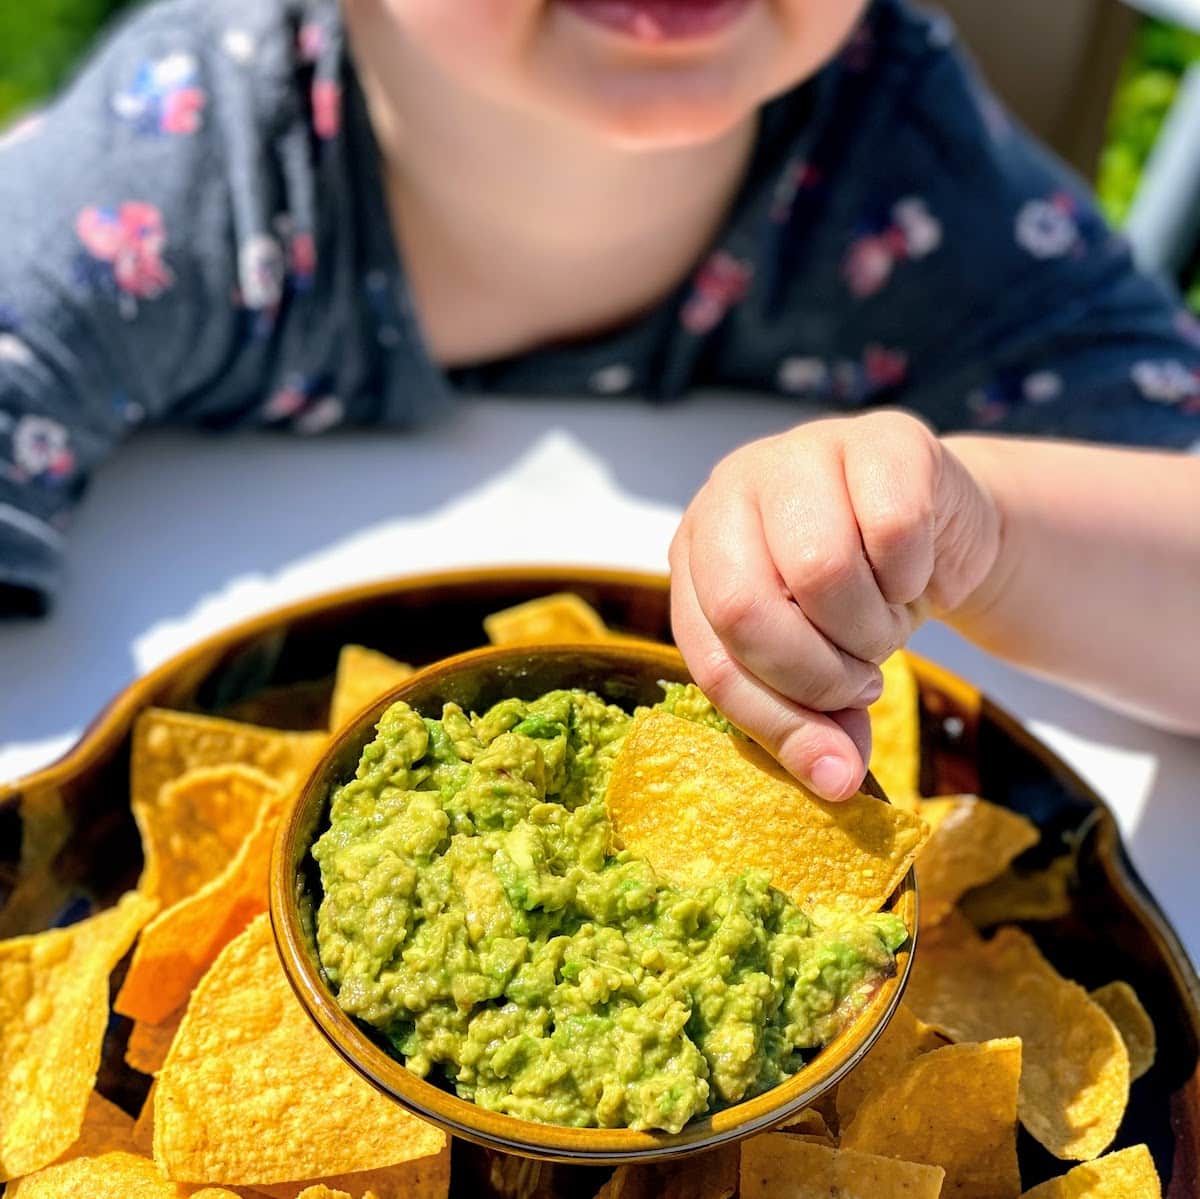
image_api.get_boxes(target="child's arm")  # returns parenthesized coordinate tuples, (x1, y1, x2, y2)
(669, 411, 1199, 800)
(943, 434, 1199, 734)
(0, 13, 259, 613)
(0, 5, 364, 616)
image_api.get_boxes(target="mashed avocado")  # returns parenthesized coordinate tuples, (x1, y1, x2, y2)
(313, 686, 907, 1133)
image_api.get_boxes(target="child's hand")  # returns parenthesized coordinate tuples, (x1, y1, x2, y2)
(669, 412, 1001, 800)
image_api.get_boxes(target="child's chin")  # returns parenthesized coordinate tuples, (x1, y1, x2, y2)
(602, 106, 750, 150)
(561, 75, 757, 149)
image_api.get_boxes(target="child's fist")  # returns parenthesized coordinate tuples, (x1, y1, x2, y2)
(669, 412, 1000, 800)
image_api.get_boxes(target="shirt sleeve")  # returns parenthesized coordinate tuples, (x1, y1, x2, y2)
(0, 0, 356, 615)
(846, 9, 1200, 449)
(0, 11, 217, 610)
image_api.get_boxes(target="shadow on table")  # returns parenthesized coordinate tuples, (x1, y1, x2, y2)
(0, 392, 805, 753)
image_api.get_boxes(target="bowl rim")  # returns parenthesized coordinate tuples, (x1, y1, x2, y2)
(0, 566, 674, 803)
(270, 639, 919, 1164)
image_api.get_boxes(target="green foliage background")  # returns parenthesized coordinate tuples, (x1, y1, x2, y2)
(1094, 19, 1200, 309)
(0, 0, 133, 124)
(1096, 19, 1200, 226)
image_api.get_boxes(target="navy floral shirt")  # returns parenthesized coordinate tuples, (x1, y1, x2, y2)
(1, 0, 1198, 613)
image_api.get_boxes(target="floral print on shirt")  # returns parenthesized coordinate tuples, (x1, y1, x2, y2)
(681, 252, 753, 335)
(0, 334, 33, 370)
(261, 374, 345, 433)
(237, 234, 286, 311)
(7, 416, 75, 484)
(843, 197, 942, 298)
(75, 201, 173, 313)
(1131, 360, 1200, 409)
(112, 53, 207, 135)
(1013, 191, 1108, 260)
(311, 80, 342, 140)
(777, 345, 908, 404)
(222, 29, 257, 64)
(967, 367, 1072, 427)
(770, 158, 822, 224)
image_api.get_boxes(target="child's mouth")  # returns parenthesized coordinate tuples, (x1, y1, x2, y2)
(559, 0, 754, 43)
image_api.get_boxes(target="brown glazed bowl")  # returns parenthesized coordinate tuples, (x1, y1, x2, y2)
(270, 640, 918, 1164)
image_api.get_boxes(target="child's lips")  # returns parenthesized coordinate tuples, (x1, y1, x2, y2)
(559, 0, 755, 44)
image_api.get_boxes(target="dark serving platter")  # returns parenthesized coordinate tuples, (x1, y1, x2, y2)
(0, 566, 1196, 1197)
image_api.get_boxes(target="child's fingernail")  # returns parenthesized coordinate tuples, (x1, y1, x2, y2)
(811, 755, 854, 800)
(855, 673, 884, 706)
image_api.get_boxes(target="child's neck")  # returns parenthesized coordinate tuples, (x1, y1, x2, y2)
(347, 8, 756, 368)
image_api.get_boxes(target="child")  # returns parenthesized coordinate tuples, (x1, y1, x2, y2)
(0, 0, 1197, 621)
(669, 410, 1200, 799)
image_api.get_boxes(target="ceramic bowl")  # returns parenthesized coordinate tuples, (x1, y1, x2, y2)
(270, 640, 917, 1164)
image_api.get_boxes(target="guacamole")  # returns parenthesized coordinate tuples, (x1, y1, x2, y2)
(312, 686, 907, 1133)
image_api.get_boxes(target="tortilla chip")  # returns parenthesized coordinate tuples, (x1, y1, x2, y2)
(69, 1091, 137, 1159)
(905, 921, 1129, 1160)
(483, 593, 609, 645)
(35, 1088, 138, 1174)
(0, 874, 76, 944)
(958, 857, 1073, 928)
(126, 1008, 187, 1076)
(777, 1107, 834, 1144)
(254, 1141, 452, 1199)
(15, 789, 68, 873)
(868, 651, 922, 809)
(0, 892, 156, 1180)
(914, 905, 982, 950)
(220, 679, 332, 732)
(1019, 1144, 1162, 1198)
(133, 760, 282, 909)
(915, 796, 1039, 926)
(836, 1003, 946, 1129)
(607, 710, 928, 916)
(591, 1144, 738, 1199)
(3, 1091, 140, 1195)
(4, 1149, 200, 1198)
(293, 1189, 353, 1199)
(472, 1155, 564, 1199)
(131, 710, 324, 905)
(842, 1038, 1022, 1199)
(1090, 982, 1156, 1081)
(117, 786, 285, 1024)
(0, 792, 73, 939)
(154, 914, 445, 1185)
(328, 646, 414, 731)
(740, 1134, 945, 1199)
(8, 1152, 251, 1198)
(133, 1083, 155, 1156)
(146, 1005, 438, 1196)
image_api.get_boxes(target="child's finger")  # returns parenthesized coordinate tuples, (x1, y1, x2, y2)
(670, 543, 869, 801)
(759, 453, 912, 666)
(684, 490, 883, 713)
(842, 414, 939, 605)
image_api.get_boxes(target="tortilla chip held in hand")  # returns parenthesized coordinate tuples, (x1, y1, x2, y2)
(606, 710, 928, 917)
